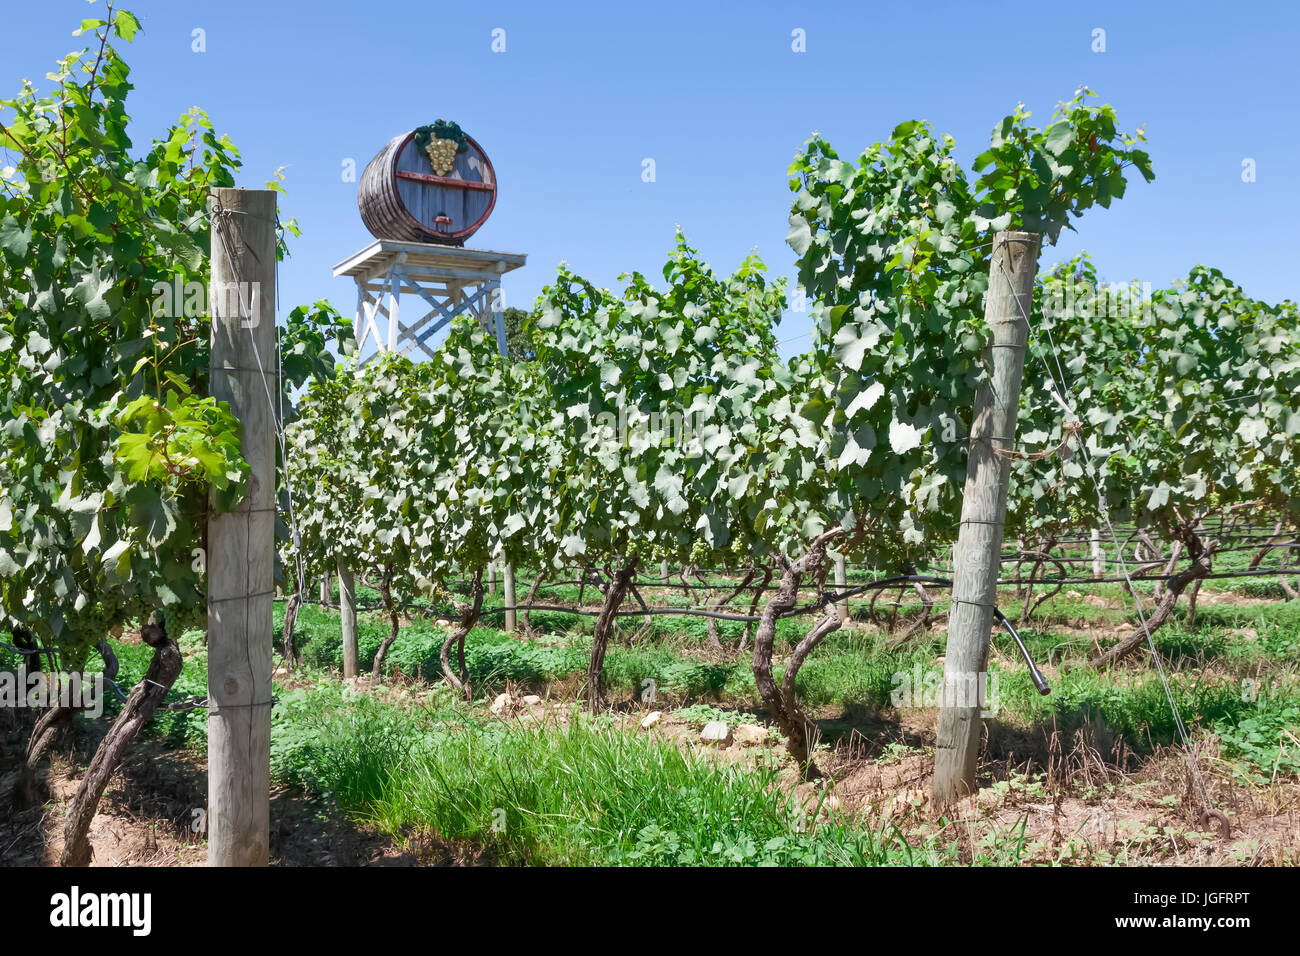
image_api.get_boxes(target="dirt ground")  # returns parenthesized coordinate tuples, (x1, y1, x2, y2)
(611, 700, 1300, 866)
(4, 591, 1297, 867)
(4, 696, 1296, 866)
(1, 723, 419, 867)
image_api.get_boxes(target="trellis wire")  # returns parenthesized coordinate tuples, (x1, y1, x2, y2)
(1005, 258, 1217, 816)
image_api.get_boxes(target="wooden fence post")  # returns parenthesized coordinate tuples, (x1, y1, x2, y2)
(933, 231, 1041, 810)
(207, 188, 277, 866)
(503, 564, 517, 632)
(833, 556, 850, 625)
(490, 306, 517, 632)
(319, 574, 330, 604)
(1091, 529, 1104, 577)
(339, 560, 358, 679)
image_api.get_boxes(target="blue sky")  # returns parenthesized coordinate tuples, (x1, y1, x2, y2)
(1, 0, 1295, 358)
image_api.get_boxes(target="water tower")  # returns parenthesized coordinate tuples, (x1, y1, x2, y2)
(333, 120, 526, 362)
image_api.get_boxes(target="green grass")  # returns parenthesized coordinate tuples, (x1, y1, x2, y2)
(268, 681, 959, 866)
(291, 605, 748, 702)
(1214, 696, 1300, 784)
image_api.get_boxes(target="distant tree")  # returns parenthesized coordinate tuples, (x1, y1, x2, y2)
(502, 307, 538, 362)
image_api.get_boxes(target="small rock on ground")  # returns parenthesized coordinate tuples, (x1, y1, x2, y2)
(733, 724, 768, 746)
(700, 721, 732, 747)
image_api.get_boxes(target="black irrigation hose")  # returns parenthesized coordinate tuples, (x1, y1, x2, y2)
(294, 530, 1298, 603)
(279, 560, 1300, 613)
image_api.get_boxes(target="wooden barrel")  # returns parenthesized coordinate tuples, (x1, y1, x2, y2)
(357, 128, 497, 245)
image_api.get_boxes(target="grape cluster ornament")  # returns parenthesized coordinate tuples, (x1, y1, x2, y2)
(414, 119, 468, 176)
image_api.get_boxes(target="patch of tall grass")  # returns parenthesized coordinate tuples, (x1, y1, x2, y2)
(269, 683, 942, 866)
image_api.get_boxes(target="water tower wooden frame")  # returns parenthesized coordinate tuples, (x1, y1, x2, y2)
(333, 240, 526, 363)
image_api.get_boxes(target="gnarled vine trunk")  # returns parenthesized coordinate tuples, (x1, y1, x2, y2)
(751, 530, 842, 780)
(371, 569, 401, 680)
(705, 569, 757, 653)
(281, 588, 302, 671)
(1089, 528, 1216, 669)
(21, 704, 75, 807)
(1185, 578, 1202, 628)
(61, 617, 181, 867)
(625, 582, 654, 645)
(1244, 520, 1299, 599)
(736, 567, 773, 655)
(586, 559, 638, 712)
(439, 567, 484, 699)
(1017, 544, 1065, 626)
(1280, 549, 1299, 601)
(16, 629, 77, 808)
(521, 570, 545, 638)
(886, 580, 945, 648)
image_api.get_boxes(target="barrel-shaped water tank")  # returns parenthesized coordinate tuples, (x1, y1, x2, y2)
(357, 126, 497, 245)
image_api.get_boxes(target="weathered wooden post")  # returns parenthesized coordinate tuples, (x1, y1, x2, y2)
(338, 560, 358, 679)
(661, 560, 671, 586)
(207, 187, 276, 866)
(933, 231, 1041, 809)
(503, 564, 517, 633)
(319, 574, 330, 604)
(1091, 529, 1104, 577)
(833, 555, 850, 625)
(492, 288, 518, 633)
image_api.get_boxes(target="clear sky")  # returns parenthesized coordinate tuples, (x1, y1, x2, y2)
(1, 0, 1295, 358)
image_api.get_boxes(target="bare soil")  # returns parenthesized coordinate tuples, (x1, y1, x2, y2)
(2, 719, 418, 867)
(6, 583, 1296, 867)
